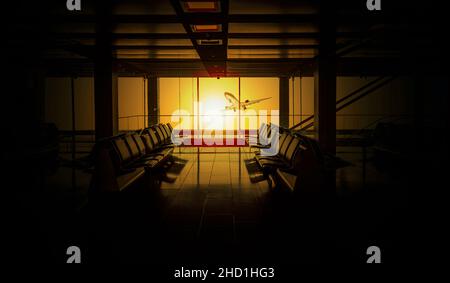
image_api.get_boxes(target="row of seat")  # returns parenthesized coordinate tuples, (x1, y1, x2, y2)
(255, 131, 306, 173)
(91, 123, 175, 192)
(249, 122, 274, 149)
(275, 135, 323, 192)
(252, 123, 323, 192)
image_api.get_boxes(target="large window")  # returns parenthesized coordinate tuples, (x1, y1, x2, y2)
(45, 77, 95, 131)
(118, 77, 147, 131)
(240, 77, 279, 132)
(288, 76, 314, 130)
(159, 77, 197, 130)
(159, 77, 279, 133)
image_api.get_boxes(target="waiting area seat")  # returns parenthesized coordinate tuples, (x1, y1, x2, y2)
(255, 132, 305, 172)
(248, 122, 271, 149)
(251, 123, 326, 193)
(91, 123, 175, 192)
(149, 123, 175, 148)
(275, 136, 324, 192)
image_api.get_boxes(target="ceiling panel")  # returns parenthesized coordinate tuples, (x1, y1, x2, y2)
(12, 0, 422, 76)
(229, 23, 318, 33)
(228, 48, 316, 59)
(229, 0, 318, 14)
(114, 23, 186, 33)
(116, 49, 200, 59)
(44, 49, 89, 59)
(113, 39, 194, 46)
(49, 23, 95, 33)
(112, 0, 176, 15)
(228, 38, 319, 46)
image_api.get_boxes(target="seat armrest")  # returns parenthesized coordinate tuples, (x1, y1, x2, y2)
(279, 166, 297, 175)
(117, 167, 137, 175)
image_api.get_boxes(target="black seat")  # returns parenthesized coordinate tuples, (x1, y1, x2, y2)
(90, 129, 176, 192)
(152, 124, 175, 147)
(255, 132, 290, 160)
(276, 139, 323, 193)
(112, 134, 162, 170)
(140, 130, 172, 157)
(255, 134, 304, 174)
(249, 123, 272, 149)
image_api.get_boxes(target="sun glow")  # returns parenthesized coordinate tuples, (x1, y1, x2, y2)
(201, 97, 235, 130)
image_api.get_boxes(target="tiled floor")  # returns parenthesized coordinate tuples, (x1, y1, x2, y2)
(33, 146, 412, 263)
(82, 147, 291, 263)
(159, 147, 271, 245)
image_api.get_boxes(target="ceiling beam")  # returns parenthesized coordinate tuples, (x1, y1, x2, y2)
(14, 13, 410, 24)
(13, 32, 360, 40)
(108, 44, 319, 50)
(44, 56, 448, 77)
(169, 0, 229, 77)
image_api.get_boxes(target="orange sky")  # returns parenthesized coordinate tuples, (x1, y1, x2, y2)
(159, 77, 279, 130)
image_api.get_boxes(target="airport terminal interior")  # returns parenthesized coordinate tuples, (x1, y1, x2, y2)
(4, 0, 448, 265)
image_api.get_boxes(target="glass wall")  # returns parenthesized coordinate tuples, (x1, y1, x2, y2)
(159, 77, 197, 130)
(240, 77, 279, 131)
(288, 76, 314, 130)
(118, 77, 147, 131)
(199, 77, 239, 131)
(45, 77, 95, 131)
(158, 77, 280, 133)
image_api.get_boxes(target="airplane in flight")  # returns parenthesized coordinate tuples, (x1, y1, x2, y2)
(224, 92, 271, 111)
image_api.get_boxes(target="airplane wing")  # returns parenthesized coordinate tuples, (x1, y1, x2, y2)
(241, 97, 271, 107)
(224, 92, 239, 111)
(225, 96, 234, 104)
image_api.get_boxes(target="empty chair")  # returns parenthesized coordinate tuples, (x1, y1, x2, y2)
(167, 123, 173, 132)
(255, 134, 304, 175)
(142, 128, 174, 157)
(90, 129, 177, 192)
(161, 124, 172, 139)
(276, 140, 323, 193)
(152, 124, 175, 147)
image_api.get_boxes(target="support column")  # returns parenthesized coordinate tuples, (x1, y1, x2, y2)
(279, 77, 290, 128)
(412, 73, 427, 151)
(147, 77, 159, 126)
(314, 2, 336, 154)
(94, 2, 118, 140)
